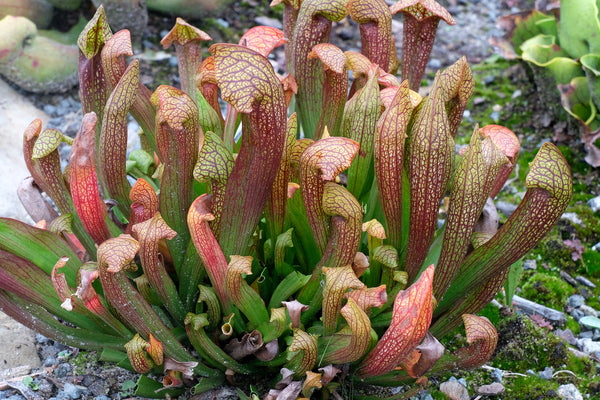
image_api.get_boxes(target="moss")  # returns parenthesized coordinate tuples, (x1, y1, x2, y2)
(565, 315, 581, 335)
(71, 350, 102, 375)
(492, 315, 569, 371)
(502, 376, 559, 400)
(520, 272, 575, 309)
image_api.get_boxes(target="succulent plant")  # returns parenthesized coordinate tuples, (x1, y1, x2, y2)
(494, 0, 600, 166)
(0, 1, 573, 398)
(0, 15, 78, 93)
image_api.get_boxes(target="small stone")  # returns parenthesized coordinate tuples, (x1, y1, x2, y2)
(522, 259, 537, 270)
(62, 383, 83, 399)
(253, 16, 283, 30)
(490, 367, 503, 382)
(43, 357, 58, 367)
(94, 397, 111, 400)
(35, 334, 50, 344)
(440, 380, 469, 400)
(496, 200, 518, 218)
(511, 89, 522, 99)
(557, 383, 583, 400)
(477, 382, 505, 396)
(54, 362, 72, 378)
(579, 304, 598, 316)
(571, 309, 584, 321)
(578, 330, 594, 339)
(594, 330, 600, 341)
(577, 338, 600, 355)
(428, 58, 442, 69)
(587, 195, 600, 213)
(561, 270, 579, 287)
(567, 294, 585, 308)
(555, 329, 578, 346)
(593, 242, 600, 251)
(484, 75, 496, 85)
(561, 212, 584, 226)
(576, 276, 596, 288)
(37, 379, 54, 394)
(539, 366, 554, 380)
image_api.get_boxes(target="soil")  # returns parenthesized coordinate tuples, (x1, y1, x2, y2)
(2, 0, 600, 399)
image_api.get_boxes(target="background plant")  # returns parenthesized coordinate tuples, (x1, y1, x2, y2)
(493, 0, 600, 167)
(0, 0, 572, 398)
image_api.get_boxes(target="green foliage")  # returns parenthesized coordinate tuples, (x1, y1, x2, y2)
(0, 1, 573, 398)
(499, 1, 600, 165)
(520, 272, 575, 309)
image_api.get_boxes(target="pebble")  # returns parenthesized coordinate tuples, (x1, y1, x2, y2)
(571, 309, 584, 320)
(577, 338, 600, 356)
(555, 329, 578, 346)
(576, 275, 596, 288)
(254, 16, 283, 30)
(440, 380, 469, 400)
(561, 212, 584, 226)
(62, 382, 85, 399)
(538, 366, 554, 380)
(477, 382, 505, 396)
(557, 383, 583, 400)
(54, 363, 72, 378)
(496, 200, 518, 218)
(579, 330, 594, 339)
(490, 367, 503, 382)
(6, 395, 26, 400)
(587, 195, 600, 212)
(579, 304, 598, 316)
(567, 294, 585, 308)
(43, 357, 58, 367)
(522, 259, 537, 270)
(94, 397, 111, 400)
(560, 270, 578, 286)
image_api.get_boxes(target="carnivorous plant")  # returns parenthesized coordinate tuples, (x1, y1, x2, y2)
(0, 1, 572, 398)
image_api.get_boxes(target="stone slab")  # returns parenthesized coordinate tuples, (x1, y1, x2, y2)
(0, 311, 41, 381)
(0, 78, 47, 380)
(0, 78, 49, 221)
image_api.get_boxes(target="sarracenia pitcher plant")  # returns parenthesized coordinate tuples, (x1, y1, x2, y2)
(0, 1, 572, 398)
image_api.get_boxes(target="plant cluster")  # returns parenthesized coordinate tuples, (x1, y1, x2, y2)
(494, 0, 600, 166)
(0, 0, 573, 398)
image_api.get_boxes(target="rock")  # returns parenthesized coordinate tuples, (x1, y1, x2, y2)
(490, 367, 503, 382)
(496, 200, 518, 217)
(477, 382, 505, 396)
(576, 275, 596, 288)
(254, 16, 283, 30)
(539, 366, 554, 380)
(577, 338, 600, 356)
(54, 363, 72, 378)
(571, 309, 584, 321)
(561, 212, 584, 226)
(555, 329, 578, 346)
(62, 382, 85, 399)
(0, 312, 41, 381)
(557, 383, 583, 400)
(523, 259, 537, 270)
(567, 294, 585, 308)
(588, 195, 600, 212)
(579, 304, 598, 316)
(0, 79, 49, 221)
(439, 380, 469, 400)
(560, 270, 579, 287)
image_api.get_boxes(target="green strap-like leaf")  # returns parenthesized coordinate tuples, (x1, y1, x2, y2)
(433, 142, 573, 336)
(291, 0, 348, 137)
(210, 44, 287, 257)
